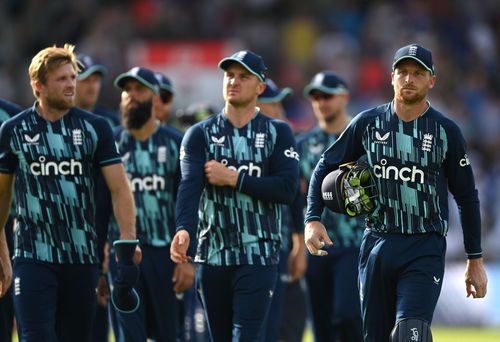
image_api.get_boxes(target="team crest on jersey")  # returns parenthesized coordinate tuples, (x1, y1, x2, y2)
(157, 146, 167, 163)
(24, 133, 40, 145)
(211, 135, 225, 146)
(72, 129, 83, 145)
(255, 133, 266, 148)
(422, 133, 433, 152)
(374, 131, 390, 144)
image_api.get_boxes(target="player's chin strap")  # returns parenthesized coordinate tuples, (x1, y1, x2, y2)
(390, 318, 433, 342)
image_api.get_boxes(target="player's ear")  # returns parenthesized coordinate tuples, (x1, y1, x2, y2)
(428, 74, 436, 89)
(391, 72, 395, 86)
(33, 79, 43, 92)
(256, 81, 266, 96)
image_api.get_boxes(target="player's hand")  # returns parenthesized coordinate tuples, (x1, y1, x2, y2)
(172, 262, 195, 293)
(96, 274, 110, 307)
(170, 230, 192, 264)
(465, 257, 488, 298)
(204, 160, 238, 187)
(0, 255, 12, 298)
(288, 233, 308, 281)
(305, 221, 333, 257)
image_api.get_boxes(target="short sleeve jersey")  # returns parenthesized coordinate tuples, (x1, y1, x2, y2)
(297, 127, 365, 248)
(108, 124, 183, 246)
(0, 104, 122, 264)
(176, 111, 299, 266)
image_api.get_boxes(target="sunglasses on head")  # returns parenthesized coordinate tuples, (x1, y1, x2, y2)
(310, 92, 335, 101)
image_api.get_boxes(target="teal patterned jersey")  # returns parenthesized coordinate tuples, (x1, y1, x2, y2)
(297, 127, 364, 248)
(0, 104, 122, 264)
(176, 111, 300, 266)
(306, 102, 482, 258)
(108, 124, 183, 246)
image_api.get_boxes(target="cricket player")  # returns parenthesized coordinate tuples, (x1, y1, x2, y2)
(171, 50, 300, 342)
(0, 44, 138, 342)
(304, 44, 488, 342)
(300, 71, 364, 342)
(0, 98, 22, 342)
(102, 66, 193, 342)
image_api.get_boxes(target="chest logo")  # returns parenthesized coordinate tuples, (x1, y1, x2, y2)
(72, 129, 83, 146)
(422, 133, 433, 152)
(158, 146, 167, 163)
(211, 136, 225, 146)
(255, 133, 266, 148)
(375, 131, 390, 144)
(24, 133, 40, 145)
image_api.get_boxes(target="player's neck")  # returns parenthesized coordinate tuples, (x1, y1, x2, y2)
(393, 99, 430, 122)
(128, 116, 158, 141)
(224, 104, 258, 128)
(36, 100, 70, 122)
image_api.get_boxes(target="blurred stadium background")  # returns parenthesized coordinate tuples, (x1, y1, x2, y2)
(2, 0, 499, 340)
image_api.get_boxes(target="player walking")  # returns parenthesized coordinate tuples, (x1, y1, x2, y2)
(170, 50, 300, 342)
(304, 44, 488, 342)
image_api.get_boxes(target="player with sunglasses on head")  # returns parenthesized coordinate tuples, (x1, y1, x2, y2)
(304, 44, 488, 342)
(298, 71, 364, 342)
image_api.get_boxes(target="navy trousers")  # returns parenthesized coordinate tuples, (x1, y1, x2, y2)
(358, 230, 446, 342)
(196, 263, 277, 342)
(306, 245, 363, 342)
(13, 258, 99, 342)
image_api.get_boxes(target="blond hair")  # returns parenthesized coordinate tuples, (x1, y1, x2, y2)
(28, 43, 80, 98)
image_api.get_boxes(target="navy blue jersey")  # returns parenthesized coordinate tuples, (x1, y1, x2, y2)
(176, 111, 299, 266)
(305, 102, 482, 258)
(107, 123, 183, 246)
(297, 127, 364, 248)
(0, 104, 122, 264)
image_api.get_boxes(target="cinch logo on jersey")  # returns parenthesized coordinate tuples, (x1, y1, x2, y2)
(30, 156, 83, 176)
(459, 154, 470, 167)
(221, 158, 262, 177)
(284, 147, 299, 161)
(128, 173, 166, 191)
(372, 159, 424, 184)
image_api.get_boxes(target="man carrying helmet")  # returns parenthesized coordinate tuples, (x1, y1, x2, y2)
(304, 44, 488, 342)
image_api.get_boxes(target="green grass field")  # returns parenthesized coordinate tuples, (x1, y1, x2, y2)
(301, 326, 500, 342)
(13, 326, 500, 341)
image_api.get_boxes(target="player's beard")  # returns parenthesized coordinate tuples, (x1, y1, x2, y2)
(398, 87, 427, 105)
(122, 100, 153, 129)
(46, 93, 75, 111)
